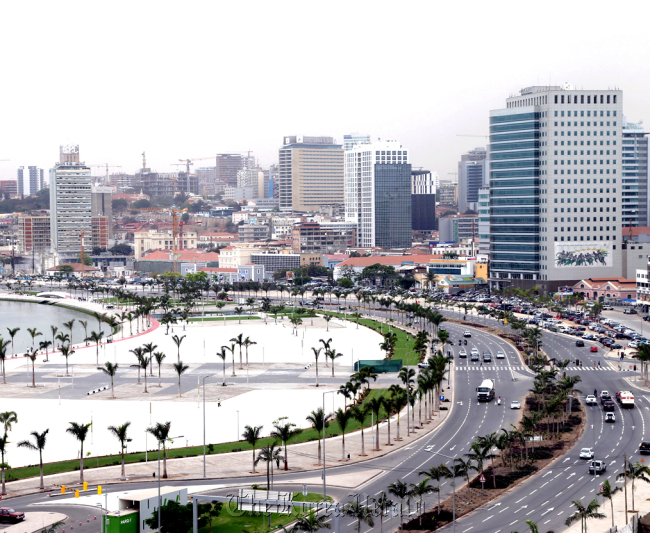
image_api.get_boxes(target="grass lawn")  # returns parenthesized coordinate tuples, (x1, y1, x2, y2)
(188, 316, 261, 322)
(200, 493, 329, 533)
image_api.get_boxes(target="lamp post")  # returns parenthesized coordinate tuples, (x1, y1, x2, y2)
(424, 448, 457, 533)
(158, 434, 183, 533)
(11, 238, 18, 275)
(202, 374, 212, 478)
(322, 390, 335, 502)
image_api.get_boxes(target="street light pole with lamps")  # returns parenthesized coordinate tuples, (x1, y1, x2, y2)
(158, 434, 184, 532)
(424, 448, 458, 533)
(322, 390, 336, 502)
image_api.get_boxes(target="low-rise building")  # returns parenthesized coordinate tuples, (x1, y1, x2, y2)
(219, 244, 261, 269)
(134, 250, 220, 274)
(134, 229, 198, 259)
(572, 277, 637, 302)
(20, 216, 51, 253)
(291, 222, 356, 254)
(198, 267, 239, 283)
(238, 224, 270, 243)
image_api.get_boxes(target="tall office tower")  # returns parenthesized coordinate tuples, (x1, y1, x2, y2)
(478, 186, 490, 256)
(28, 166, 44, 194)
(411, 170, 437, 231)
(265, 164, 279, 199)
(237, 168, 265, 198)
(345, 140, 412, 248)
(279, 136, 344, 212)
(17, 167, 24, 196)
(343, 133, 371, 151)
(458, 147, 487, 213)
(91, 186, 113, 241)
(216, 154, 246, 186)
(50, 145, 92, 256)
(489, 85, 623, 292)
(621, 119, 649, 228)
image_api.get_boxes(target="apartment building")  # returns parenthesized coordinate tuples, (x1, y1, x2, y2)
(20, 216, 51, 253)
(133, 228, 198, 259)
(291, 221, 356, 253)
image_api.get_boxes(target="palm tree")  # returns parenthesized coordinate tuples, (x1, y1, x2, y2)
(327, 348, 343, 377)
(60, 344, 75, 376)
(367, 396, 383, 451)
(226, 343, 236, 377)
(243, 337, 256, 366)
(410, 478, 436, 526)
(63, 319, 75, 346)
(137, 352, 151, 393)
(0, 434, 7, 496)
(230, 333, 245, 369)
(242, 425, 263, 473)
(171, 334, 186, 362)
(147, 421, 172, 478)
(617, 460, 650, 511)
(99, 362, 119, 398)
(291, 509, 331, 532)
(79, 320, 89, 344)
(0, 411, 18, 495)
(25, 347, 39, 387)
(374, 492, 394, 533)
(306, 407, 331, 465)
(153, 352, 166, 387)
(343, 499, 374, 533)
(66, 421, 92, 482)
(254, 441, 284, 490)
(419, 464, 452, 513)
(598, 479, 621, 528)
(27, 327, 43, 349)
(454, 456, 475, 487)
(39, 340, 53, 362)
(87, 330, 105, 365)
(234, 306, 244, 324)
(216, 346, 228, 386)
(311, 347, 322, 387)
(334, 407, 352, 461)
(142, 342, 157, 376)
(464, 441, 495, 491)
(348, 404, 368, 456)
(107, 422, 132, 480)
(324, 315, 332, 332)
(173, 361, 189, 397)
(388, 479, 409, 530)
(565, 498, 606, 533)
(271, 418, 302, 471)
(6, 327, 19, 358)
(50, 326, 58, 351)
(17, 429, 49, 490)
(0, 338, 9, 384)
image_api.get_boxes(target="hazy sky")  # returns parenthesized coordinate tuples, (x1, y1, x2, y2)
(1, 1, 649, 186)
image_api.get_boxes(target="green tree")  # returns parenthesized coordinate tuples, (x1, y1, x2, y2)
(99, 361, 119, 398)
(6, 328, 19, 359)
(271, 418, 302, 471)
(66, 421, 92, 483)
(291, 509, 331, 532)
(306, 407, 331, 465)
(0, 411, 18, 495)
(87, 330, 105, 365)
(173, 361, 189, 397)
(419, 464, 452, 513)
(171, 334, 186, 363)
(143, 499, 213, 533)
(410, 478, 436, 526)
(343, 499, 374, 532)
(254, 441, 284, 490)
(107, 422, 132, 480)
(147, 421, 172, 478)
(564, 498, 606, 533)
(334, 407, 352, 461)
(242, 425, 263, 473)
(388, 479, 409, 529)
(598, 479, 621, 528)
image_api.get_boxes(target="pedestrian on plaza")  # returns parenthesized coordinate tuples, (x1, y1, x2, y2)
(218, 399, 221, 407)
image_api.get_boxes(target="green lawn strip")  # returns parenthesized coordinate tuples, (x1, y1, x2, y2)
(200, 493, 330, 533)
(188, 316, 261, 322)
(5, 389, 391, 483)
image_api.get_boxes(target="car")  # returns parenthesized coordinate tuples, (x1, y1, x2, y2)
(463, 330, 471, 338)
(471, 348, 479, 356)
(417, 362, 430, 369)
(510, 400, 521, 409)
(471, 352, 479, 361)
(611, 343, 623, 350)
(0, 508, 25, 523)
(600, 390, 611, 400)
(576, 340, 585, 347)
(640, 442, 650, 454)
(585, 395, 597, 405)
(628, 341, 638, 349)
(590, 346, 598, 352)
(483, 351, 492, 362)
(605, 412, 616, 423)
(589, 460, 607, 474)
(459, 349, 467, 358)
(603, 400, 615, 411)
(496, 350, 505, 359)
(579, 447, 595, 459)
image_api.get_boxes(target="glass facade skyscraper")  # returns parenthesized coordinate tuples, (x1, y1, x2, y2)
(621, 119, 648, 227)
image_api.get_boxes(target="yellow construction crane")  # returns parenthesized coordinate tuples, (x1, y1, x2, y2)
(89, 164, 122, 186)
(171, 208, 188, 273)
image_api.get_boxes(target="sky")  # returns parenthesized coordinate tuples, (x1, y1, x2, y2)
(1, 1, 650, 186)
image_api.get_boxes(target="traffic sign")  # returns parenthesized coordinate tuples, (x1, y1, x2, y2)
(479, 475, 486, 483)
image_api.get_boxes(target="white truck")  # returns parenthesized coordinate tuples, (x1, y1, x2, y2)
(620, 391, 635, 408)
(476, 378, 495, 402)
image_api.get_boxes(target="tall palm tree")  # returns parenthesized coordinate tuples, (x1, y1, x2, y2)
(142, 342, 157, 376)
(27, 327, 42, 349)
(350, 404, 369, 456)
(598, 479, 621, 528)
(99, 362, 119, 398)
(410, 478, 436, 526)
(25, 347, 39, 387)
(87, 331, 105, 365)
(254, 441, 284, 490)
(343, 499, 374, 533)
(617, 460, 650, 511)
(107, 422, 132, 480)
(311, 347, 322, 387)
(306, 407, 331, 465)
(138, 352, 151, 392)
(242, 425, 263, 473)
(374, 492, 394, 533)
(0, 338, 9, 384)
(271, 419, 302, 471)
(50, 326, 58, 351)
(419, 464, 452, 513)
(234, 306, 244, 324)
(6, 328, 19, 358)
(79, 320, 89, 344)
(153, 351, 166, 387)
(39, 340, 53, 362)
(291, 509, 331, 532)
(0, 411, 18, 495)
(171, 334, 186, 363)
(216, 346, 228, 385)
(63, 319, 75, 346)
(388, 479, 409, 530)
(367, 396, 383, 451)
(147, 421, 172, 478)
(60, 344, 75, 376)
(334, 407, 352, 461)
(453, 456, 475, 487)
(564, 498, 606, 533)
(0, 434, 7, 496)
(327, 348, 343, 377)
(226, 343, 236, 377)
(243, 337, 256, 366)
(173, 361, 189, 397)
(17, 429, 49, 489)
(66, 421, 92, 482)
(230, 333, 245, 369)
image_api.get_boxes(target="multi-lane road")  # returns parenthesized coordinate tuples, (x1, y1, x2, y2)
(3, 306, 647, 533)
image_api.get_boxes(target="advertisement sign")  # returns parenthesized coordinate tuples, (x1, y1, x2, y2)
(554, 242, 611, 268)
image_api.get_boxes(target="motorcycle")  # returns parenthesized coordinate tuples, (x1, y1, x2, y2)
(497, 397, 501, 405)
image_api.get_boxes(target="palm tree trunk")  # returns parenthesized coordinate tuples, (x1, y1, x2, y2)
(39, 453, 44, 489)
(80, 443, 84, 482)
(386, 418, 391, 445)
(360, 427, 366, 456)
(1, 466, 5, 496)
(342, 433, 345, 461)
(284, 444, 288, 471)
(376, 421, 380, 451)
(144, 372, 148, 393)
(121, 452, 125, 479)
(317, 437, 322, 465)
(162, 446, 168, 478)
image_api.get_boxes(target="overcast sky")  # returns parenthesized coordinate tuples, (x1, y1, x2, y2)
(1, 1, 649, 185)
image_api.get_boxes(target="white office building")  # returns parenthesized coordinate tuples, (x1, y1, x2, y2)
(489, 84, 623, 293)
(49, 145, 92, 256)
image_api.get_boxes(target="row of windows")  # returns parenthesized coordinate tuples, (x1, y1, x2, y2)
(492, 188, 538, 196)
(490, 150, 539, 161)
(554, 169, 616, 175)
(490, 261, 539, 271)
(554, 188, 615, 194)
(490, 170, 540, 179)
(554, 236, 616, 242)
(492, 234, 540, 243)
(555, 226, 615, 232)
(556, 149, 616, 155)
(490, 112, 540, 124)
(490, 131, 540, 143)
(554, 216, 616, 222)
(491, 160, 539, 170)
(554, 197, 616, 204)
(491, 178, 539, 188)
(554, 94, 617, 104)
(491, 217, 539, 224)
(554, 178, 615, 184)
(492, 197, 538, 205)
(556, 121, 615, 127)
(492, 253, 540, 262)
(554, 140, 616, 146)
(491, 207, 539, 215)
(490, 122, 539, 134)
(555, 109, 617, 117)
(555, 160, 616, 165)
(553, 206, 616, 213)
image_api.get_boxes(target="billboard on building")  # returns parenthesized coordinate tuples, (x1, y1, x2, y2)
(554, 242, 611, 268)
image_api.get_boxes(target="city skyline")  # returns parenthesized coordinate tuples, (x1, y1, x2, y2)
(1, 3, 648, 185)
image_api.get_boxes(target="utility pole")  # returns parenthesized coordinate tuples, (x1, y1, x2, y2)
(624, 452, 628, 524)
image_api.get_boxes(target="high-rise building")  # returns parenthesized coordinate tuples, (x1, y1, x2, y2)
(28, 166, 45, 194)
(217, 154, 246, 187)
(489, 85, 623, 293)
(439, 214, 479, 242)
(411, 170, 437, 232)
(50, 145, 93, 256)
(20, 215, 51, 253)
(91, 186, 113, 242)
(345, 140, 412, 249)
(458, 147, 487, 213)
(621, 119, 649, 228)
(279, 136, 344, 212)
(237, 168, 265, 198)
(478, 186, 490, 256)
(17, 167, 24, 196)
(265, 164, 279, 199)
(343, 133, 371, 151)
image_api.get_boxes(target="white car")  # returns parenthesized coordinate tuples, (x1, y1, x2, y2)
(585, 395, 597, 405)
(417, 362, 429, 369)
(471, 347, 479, 356)
(463, 330, 471, 338)
(496, 350, 505, 359)
(629, 341, 639, 349)
(605, 413, 616, 423)
(510, 401, 521, 409)
(459, 349, 467, 358)
(579, 447, 595, 459)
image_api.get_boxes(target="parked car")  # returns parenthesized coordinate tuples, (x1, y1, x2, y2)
(417, 362, 429, 369)
(611, 343, 623, 350)
(0, 508, 25, 523)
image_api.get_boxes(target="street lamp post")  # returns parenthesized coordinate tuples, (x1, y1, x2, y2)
(202, 374, 212, 478)
(322, 390, 335, 502)
(424, 448, 457, 533)
(158, 434, 183, 532)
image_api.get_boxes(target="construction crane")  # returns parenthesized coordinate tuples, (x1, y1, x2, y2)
(89, 164, 122, 186)
(176, 157, 214, 174)
(171, 208, 188, 273)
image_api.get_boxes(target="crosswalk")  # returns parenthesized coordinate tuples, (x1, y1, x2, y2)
(455, 365, 635, 372)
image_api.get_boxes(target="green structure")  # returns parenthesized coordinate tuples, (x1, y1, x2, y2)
(354, 359, 402, 373)
(104, 510, 138, 533)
